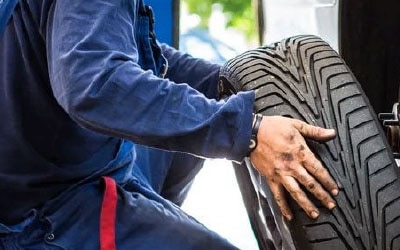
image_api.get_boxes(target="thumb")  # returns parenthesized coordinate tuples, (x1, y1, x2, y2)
(294, 120, 336, 142)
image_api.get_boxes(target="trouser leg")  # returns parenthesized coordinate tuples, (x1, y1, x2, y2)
(160, 152, 205, 206)
(116, 179, 238, 250)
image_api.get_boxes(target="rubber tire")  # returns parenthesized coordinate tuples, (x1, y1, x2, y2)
(220, 35, 400, 250)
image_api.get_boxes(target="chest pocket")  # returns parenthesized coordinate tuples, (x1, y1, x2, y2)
(135, 2, 168, 78)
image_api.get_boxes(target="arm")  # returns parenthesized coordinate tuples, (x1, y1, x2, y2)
(46, 0, 253, 162)
(160, 43, 221, 99)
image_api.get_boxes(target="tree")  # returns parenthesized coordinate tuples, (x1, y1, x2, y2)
(183, 0, 257, 41)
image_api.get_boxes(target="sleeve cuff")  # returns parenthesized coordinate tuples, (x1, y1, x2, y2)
(228, 91, 255, 163)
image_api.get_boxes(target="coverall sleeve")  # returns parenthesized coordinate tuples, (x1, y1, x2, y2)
(160, 43, 221, 99)
(46, 0, 254, 162)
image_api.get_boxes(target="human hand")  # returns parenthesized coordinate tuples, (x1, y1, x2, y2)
(249, 115, 338, 221)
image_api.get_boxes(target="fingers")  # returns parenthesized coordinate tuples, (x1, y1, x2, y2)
(270, 168, 337, 221)
(281, 176, 320, 219)
(294, 167, 336, 210)
(302, 150, 339, 196)
(269, 183, 293, 221)
(294, 120, 336, 142)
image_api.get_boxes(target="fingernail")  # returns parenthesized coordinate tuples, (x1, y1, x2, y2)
(286, 215, 293, 221)
(328, 202, 336, 210)
(311, 211, 319, 219)
(331, 189, 339, 196)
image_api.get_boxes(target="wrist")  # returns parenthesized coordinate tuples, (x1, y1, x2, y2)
(248, 113, 263, 155)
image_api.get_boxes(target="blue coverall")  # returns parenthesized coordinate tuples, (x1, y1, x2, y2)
(0, 0, 255, 248)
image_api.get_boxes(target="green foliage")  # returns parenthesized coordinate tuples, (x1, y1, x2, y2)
(183, 0, 257, 41)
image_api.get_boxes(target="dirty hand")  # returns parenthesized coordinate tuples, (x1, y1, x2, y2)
(249, 115, 339, 221)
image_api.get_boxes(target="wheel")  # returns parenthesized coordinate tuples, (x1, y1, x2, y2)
(220, 35, 400, 250)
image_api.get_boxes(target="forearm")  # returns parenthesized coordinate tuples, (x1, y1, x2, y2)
(161, 43, 221, 99)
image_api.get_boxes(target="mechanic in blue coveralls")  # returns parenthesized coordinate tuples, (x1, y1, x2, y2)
(0, 0, 339, 249)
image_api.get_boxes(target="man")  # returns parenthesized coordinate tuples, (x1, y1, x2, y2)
(0, 0, 338, 249)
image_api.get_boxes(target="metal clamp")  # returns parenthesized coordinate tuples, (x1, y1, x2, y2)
(379, 103, 400, 164)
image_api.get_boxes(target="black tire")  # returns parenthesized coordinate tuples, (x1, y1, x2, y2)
(220, 35, 400, 250)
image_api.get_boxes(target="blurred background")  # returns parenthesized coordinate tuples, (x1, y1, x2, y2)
(178, 1, 259, 249)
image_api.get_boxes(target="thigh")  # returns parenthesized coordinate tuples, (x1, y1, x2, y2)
(117, 179, 237, 250)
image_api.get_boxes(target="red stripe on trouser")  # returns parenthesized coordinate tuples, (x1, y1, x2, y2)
(100, 177, 117, 250)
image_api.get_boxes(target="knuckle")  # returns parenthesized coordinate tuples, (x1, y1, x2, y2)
(285, 185, 296, 194)
(316, 167, 330, 179)
(316, 190, 329, 201)
(323, 178, 334, 186)
(287, 131, 296, 142)
(282, 152, 295, 162)
(315, 188, 334, 204)
(306, 182, 326, 199)
(313, 125, 326, 137)
(313, 126, 322, 137)
(307, 150, 316, 159)
(310, 161, 324, 175)
(306, 180, 316, 190)
(303, 151, 317, 166)
(313, 166, 322, 175)
(273, 192, 283, 203)
(289, 189, 304, 201)
(328, 181, 338, 189)
(267, 176, 277, 183)
(296, 145, 306, 159)
(302, 203, 315, 214)
(298, 122, 306, 133)
(305, 206, 315, 213)
(307, 126, 316, 137)
(273, 168, 283, 177)
(323, 195, 334, 203)
(320, 195, 334, 206)
(278, 203, 288, 211)
(288, 163, 298, 173)
(297, 173, 308, 183)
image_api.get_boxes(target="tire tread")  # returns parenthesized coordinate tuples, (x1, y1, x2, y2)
(221, 35, 400, 250)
